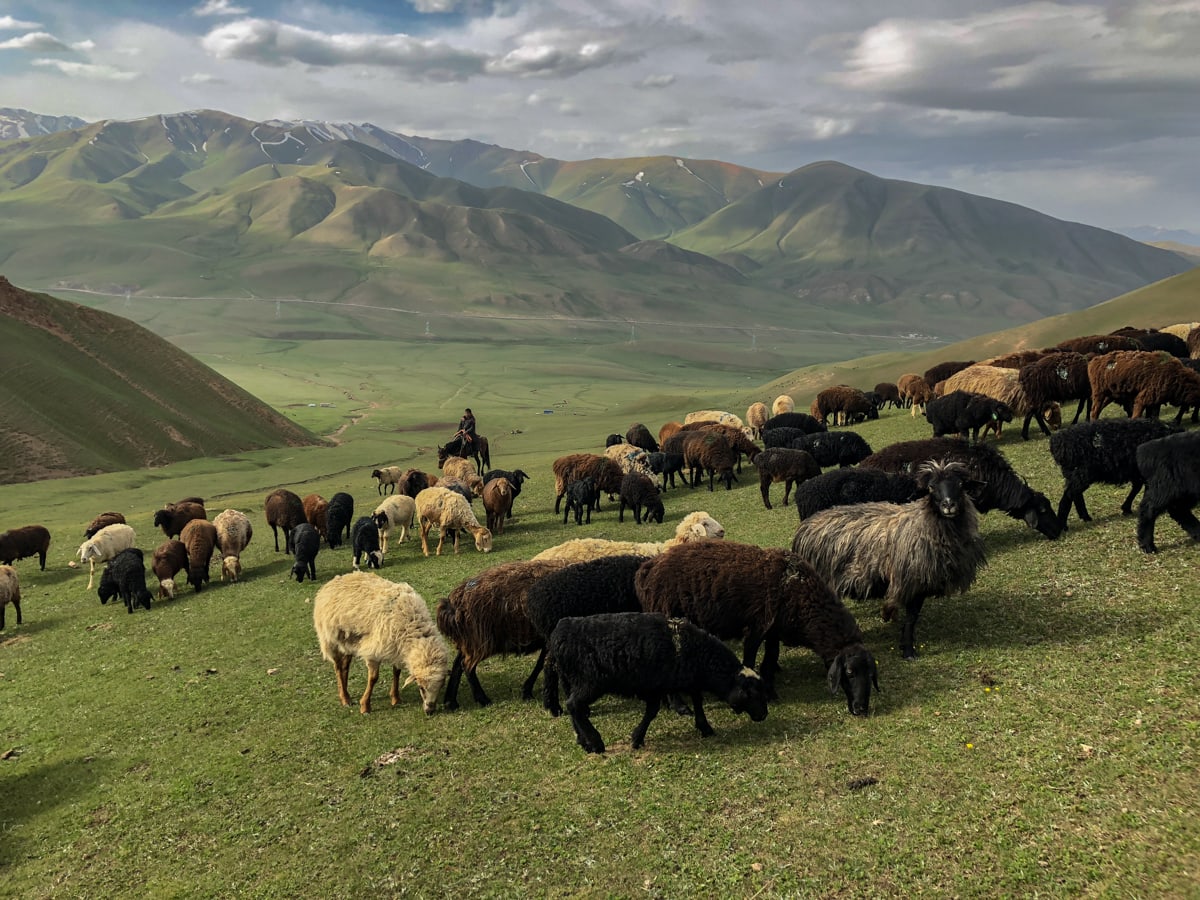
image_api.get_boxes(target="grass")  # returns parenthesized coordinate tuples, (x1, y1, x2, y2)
(2, 335, 1198, 895)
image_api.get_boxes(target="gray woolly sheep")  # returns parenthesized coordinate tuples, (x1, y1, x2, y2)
(351, 517, 383, 570)
(1136, 429, 1200, 553)
(264, 488, 306, 553)
(753, 447, 821, 509)
(605, 442, 655, 478)
(1, 524, 51, 570)
(325, 492, 355, 549)
(151, 539, 189, 599)
(313, 572, 450, 714)
(683, 410, 744, 429)
(791, 460, 987, 659)
(545, 612, 770, 753)
(77, 523, 136, 590)
(85, 512, 126, 539)
(213, 509, 252, 583)
(373, 494, 416, 553)
(635, 540, 879, 709)
(415, 487, 493, 556)
(618, 473, 665, 524)
(372, 466, 405, 495)
(0, 565, 21, 630)
(180, 519, 218, 592)
(153, 501, 207, 539)
(794, 468, 922, 521)
(290, 522, 321, 582)
(532, 511, 726, 563)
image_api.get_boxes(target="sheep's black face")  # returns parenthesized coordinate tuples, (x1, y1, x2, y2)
(646, 497, 665, 524)
(728, 670, 770, 722)
(829, 646, 879, 717)
(291, 562, 307, 582)
(1026, 492, 1065, 540)
(929, 475, 967, 518)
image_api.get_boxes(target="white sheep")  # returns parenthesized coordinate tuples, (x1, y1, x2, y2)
(0, 565, 21, 630)
(745, 402, 769, 439)
(604, 442, 654, 477)
(213, 509, 253, 583)
(372, 494, 416, 554)
(531, 511, 726, 563)
(312, 572, 450, 714)
(772, 394, 796, 416)
(371, 465, 405, 495)
(683, 409, 745, 430)
(77, 523, 136, 590)
(414, 487, 494, 557)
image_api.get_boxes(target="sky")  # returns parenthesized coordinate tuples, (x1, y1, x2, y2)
(2, 0, 1199, 236)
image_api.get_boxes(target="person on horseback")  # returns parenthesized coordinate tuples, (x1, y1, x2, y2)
(453, 408, 476, 446)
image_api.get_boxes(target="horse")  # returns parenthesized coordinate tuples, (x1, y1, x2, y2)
(438, 434, 490, 474)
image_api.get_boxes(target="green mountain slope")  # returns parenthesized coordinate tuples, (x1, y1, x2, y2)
(0, 277, 321, 484)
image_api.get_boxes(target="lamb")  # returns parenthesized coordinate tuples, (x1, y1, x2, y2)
(1049, 418, 1179, 528)
(873, 382, 902, 409)
(791, 460, 987, 660)
(617, 473, 665, 524)
(635, 540, 879, 709)
(85, 512, 126, 539)
(153, 501, 207, 539)
(792, 430, 874, 468)
(180, 519, 218, 592)
(481, 468, 529, 520)
(923, 360, 976, 391)
(744, 402, 769, 439)
(481, 477, 514, 535)
(1054, 333, 1140, 356)
(372, 466, 404, 495)
(302, 494, 329, 543)
(683, 410, 744, 430)
(551, 454, 623, 514)
(562, 477, 597, 525)
(544, 612, 770, 753)
(313, 572, 450, 714)
(605, 442, 654, 478)
(860, 437, 1065, 540)
(924, 390, 1014, 444)
(646, 451, 686, 491)
(941, 365, 1060, 438)
(625, 423, 659, 453)
(77, 523, 136, 590)
(290, 523, 321, 581)
(151, 539, 189, 599)
(324, 492, 355, 549)
(1135, 429, 1200, 553)
(264, 488, 306, 553)
(772, 394, 796, 416)
(415, 487, 493, 556)
(794, 468, 922, 521)
(435, 559, 568, 709)
(212, 509, 253, 583)
(532, 511, 726, 563)
(1016, 351, 1092, 438)
(0, 565, 21, 630)
(372, 494, 416, 553)
(753, 447, 821, 509)
(0, 524, 51, 570)
(810, 386, 875, 426)
(1088, 350, 1200, 420)
(351, 517, 383, 570)
(97, 547, 153, 614)
(439, 455, 477, 481)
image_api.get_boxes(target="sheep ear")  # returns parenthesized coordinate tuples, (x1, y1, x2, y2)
(401, 674, 416, 689)
(826, 655, 845, 696)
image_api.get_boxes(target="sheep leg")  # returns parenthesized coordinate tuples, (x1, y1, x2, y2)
(899, 596, 927, 660)
(87, 560, 96, 592)
(1137, 504, 1160, 553)
(1072, 397, 1088, 424)
(390, 666, 403, 707)
(759, 474, 773, 509)
(690, 692, 715, 737)
(443, 652, 465, 710)
(542, 665, 562, 716)
(522, 648, 547, 700)
(1166, 502, 1200, 542)
(565, 695, 605, 754)
(1120, 479, 1145, 516)
(464, 664, 492, 707)
(630, 696, 662, 749)
(332, 653, 353, 706)
(360, 660, 380, 714)
(782, 477, 795, 507)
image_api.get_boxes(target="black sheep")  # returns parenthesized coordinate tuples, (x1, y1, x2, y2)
(792, 430, 874, 468)
(1049, 418, 1179, 528)
(482, 468, 530, 519)
(762, 426, 812, 449)
(545, 612, 770, 753)
(625, 423, 659, 453)
(1136, 429, 1200, 553)
(762, 412, 826, 434)
(97, 548, 153, 614)
(860, 437, 1064, 540)
(350, 516, 383, 569)
(617, 473, 664, 524)
(752, 447, 821, 509)
(646, 451, 686, 491)
(563, 477, 597, 525)
(794, 468, 923, 521)
(325, 492, 355, 549)
(290, 523, 321, 582)
(604, 433, 623, 447)
(924, 390, 1013, 444)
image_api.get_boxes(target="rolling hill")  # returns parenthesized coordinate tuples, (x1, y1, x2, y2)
(0, 276, 321, 484)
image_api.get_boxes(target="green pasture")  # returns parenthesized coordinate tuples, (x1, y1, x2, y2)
(2, 343, 1197, 895)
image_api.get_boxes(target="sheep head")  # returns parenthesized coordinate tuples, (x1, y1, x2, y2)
(915, 460, 981, 518)
(222, 556, 242, 582)
(827, 645, 880, 717)
(158, 577, 176, 600)
(472, 527, 493, 553)
(726, 668, 770, 723)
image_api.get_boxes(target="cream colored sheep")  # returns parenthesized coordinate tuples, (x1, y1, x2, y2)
(0, 565, 21, 630)
(312, 572, 450, 714)
(372, 494, 416, 554)
(1160, 322, 1200, 340)
(440, 456, 476, 481)
(683, 410, 745, 429)
(212, 509, 253, 583)
(371, 465, 405, 495)
(745, 402, 769, 438)
(531, 511, 726, 563)
(415, 487, 494, 557)
(77, 523, 136, 591)
(772, 394, 796, 416)
(604, 442, 654, 477)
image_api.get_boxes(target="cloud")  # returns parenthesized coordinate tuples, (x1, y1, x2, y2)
(193, 0, 250, 16)
(72, 40, 96, 51)
(0, 32, 72, 52)
(636, 73, 675, 89)
(31, 58, 138, 81)
(181, 72, 228, 85)
(0, 15, 41, 30)
(485, 29, 641, 77)
(201, 18, 486, 80)
(411, 0, 461, 11)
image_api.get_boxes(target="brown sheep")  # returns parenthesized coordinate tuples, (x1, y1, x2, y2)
(897, 373, 930, 410)
(1089, 350, 1200, 420)
(398, 469, 431, 498)
(551, 454, 624, 514)
(85, 512, 126, 539)
(745, 402, 769, 438)
(1054, 333, 1140, 356)
(873, 382, 902, 409)
(1017, 351, 1092, 438)
(302, 494, 329, 540)
(151, 540, 189, 599)
(1188, 327, 1200, 360)
(657, 421, 683, 446)
(153, 501, 207, 539)
(482, 477, 514, 535)
(982, 349, 1047, 369)
(679, 421, 761, 470)
(923, 360, 976, 392)
(810, 386, 875, 426)
(0, 525, 52, 570)
(180, 519, 218, 593)
(264, 488, 306, 553)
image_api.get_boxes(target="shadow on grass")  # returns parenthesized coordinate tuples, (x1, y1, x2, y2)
(0, 754, 116, 865)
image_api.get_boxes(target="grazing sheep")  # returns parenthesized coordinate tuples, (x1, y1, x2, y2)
(605, 433, 623, 448)
(762, 411, 827, 434)
(264, 489, 306, 553)
(794, 468, 922, 521)
(683, 410, 745, 430)
(151, 540, 189, 599)
(180, 519, 218, 593)
(153, 501, 207, 539)
(0, 524, 51, 570)
(302, 494, 329, 541)
(85, 512, 125, 539)
(1112, 326, 1189, 357)
(313, 572, 450, 714)
(415, 487, 493, 556)
(372, 495, 416, 554)
(605, 442, 655, 478)
(482, 468, 530, 507)
(440, 456, 477, 481)
(792, 430, 874, 468)
(791, 460, 987, 659)
(0, 565, 21, 630)
(678, 422, 761, 471)
(772, 395, 796, 417)
(941, 365, 1060, 439)
(325, 492, 355, 549)
(625, 423, 660, 453)
(1016, 351, 1092, 438)
(1136, 429, 1200, 553)
(290, 522, 321, 581)
(873, 382, 902, 409)
(351, 517, 383, 570)
(983, 349, 1047, 369)
(635, 541, 878, 708)
(435, 559, 568, 709)
(97, 547, 153, 614)
(899, 374, 936, 416)
(372, 466, 405, 495)
(552, 454, 623, 514)
(924, 390, 1013, 444)
(212, 509, 253, 583)
(1054, 333, 1141, 356)
(657, 421, 683, 446)
(1088, 350, 1200, 420)
(745, 403, 769, 439)
(861, 437, 1064, 539)
(810, 386, 876, 426)
(923, 360, 976, 391)
(397, 469, 431, 498)
(618, 473, 665, 524)
(563, 477, 598, 525)
(665, 430, 736, 491)
(753, 447, 821, 509)
(762, 426, 812, 449)
(545, 612, 770, 753)
(646, 451, 687, 491)
(436, 476, 477, 505)
(532, 511, 726, 563)
(77, 523, 136, 590)
(481, 477, 514, 535)
(1159, 322, 1200, 341)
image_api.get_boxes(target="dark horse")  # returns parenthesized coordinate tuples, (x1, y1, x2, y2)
(437, 434, 490, 474)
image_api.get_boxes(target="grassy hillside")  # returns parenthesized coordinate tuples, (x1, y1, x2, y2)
(0, 277, 321, 483)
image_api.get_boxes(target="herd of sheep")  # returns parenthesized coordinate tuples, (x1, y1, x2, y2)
(2, 322, 1200, 754)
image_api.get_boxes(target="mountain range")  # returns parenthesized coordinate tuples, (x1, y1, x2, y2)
(0, 108, 1193, 346)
